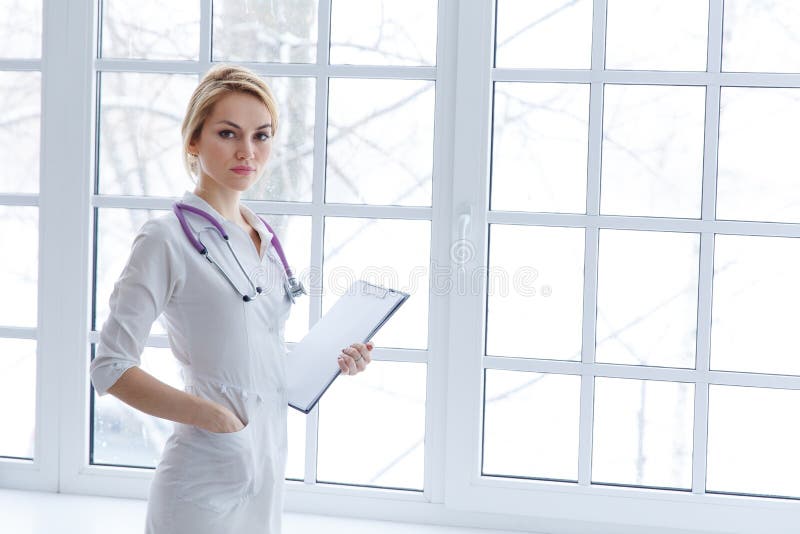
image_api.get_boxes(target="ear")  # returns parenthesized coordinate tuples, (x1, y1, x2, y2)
(187, 131, 202, 155)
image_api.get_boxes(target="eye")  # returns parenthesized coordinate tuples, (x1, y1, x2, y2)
(256, 131, 272, 141)
(218, 130, 235, 139)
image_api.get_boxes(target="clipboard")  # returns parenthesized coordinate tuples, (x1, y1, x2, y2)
(285, 280, 410, 413)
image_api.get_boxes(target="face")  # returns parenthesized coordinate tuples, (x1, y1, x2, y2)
(188, 91, 273, 194)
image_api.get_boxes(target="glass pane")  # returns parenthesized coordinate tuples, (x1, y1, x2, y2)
(0, 207, 38, 327)
(93, 346, 183, 467)
(97, 72, 197, 196)
(495, 0, 592, 69)
(722, 0, 800, 73)
(600, 84, 705, 218)
(717, 88, 800, 224)
(285, 409, 305, 480)
(98, 72, 197, 197)
(592, 378, 694, 489)
(101, 74, 315, 201)
(95, 209, 168, 335)
(253, 214, 311, 343)
(244, 77, 315, 203)
(326, 78, 434, 206)
(486, 225, 585, 360)
(596, 230, 699, 369)
(100, 0, 200, 60)
(323, 217, 430, 350)
(212, 0, 318, 63)
(711, 235, 800, 375)
(329, 0, 437, 66)
(0, 72, 41, 194)
(0, 339, 36, 459)
(317, 361, 426, 490)
(707, 385, 800, 498)
(483, 370, 580, 481)
(491, 83, 589, 214)
(0, 0, 42, 58)
(605, 0, 708, 71)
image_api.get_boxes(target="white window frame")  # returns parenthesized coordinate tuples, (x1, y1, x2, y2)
(446, 0, 800, 532)
(1, 0, 453, 509)
(1, 1, 799, 532)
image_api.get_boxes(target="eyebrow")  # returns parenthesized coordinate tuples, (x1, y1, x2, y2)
(214, 120, 272, 130)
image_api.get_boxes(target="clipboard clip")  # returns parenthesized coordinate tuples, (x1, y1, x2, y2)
(360, 280, 390, 298)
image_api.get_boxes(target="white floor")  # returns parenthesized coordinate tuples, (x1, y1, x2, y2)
(0, 489, 517, 534)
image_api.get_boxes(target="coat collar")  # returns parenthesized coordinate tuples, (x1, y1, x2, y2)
(179, 190, 275, 259)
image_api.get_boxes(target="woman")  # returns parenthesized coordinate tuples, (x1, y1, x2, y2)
(89, 64, 372, 533)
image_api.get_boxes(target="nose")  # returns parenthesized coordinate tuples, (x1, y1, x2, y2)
(236, 139, 255, 160)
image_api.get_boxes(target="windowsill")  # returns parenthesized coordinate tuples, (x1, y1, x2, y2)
(0, 488, 515, 534)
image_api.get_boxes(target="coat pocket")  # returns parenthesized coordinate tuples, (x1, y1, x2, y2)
(175, 421, 256, 514)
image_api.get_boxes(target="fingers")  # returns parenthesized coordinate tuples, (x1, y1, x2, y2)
(337, 349, 358, 375)
(337, 342, 373, 376)
(353, 342, 372, 364)
(337, 355, 349, 374)
(340, 347, 364, 373)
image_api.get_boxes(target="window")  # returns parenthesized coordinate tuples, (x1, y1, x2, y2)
(3, 1, 800, 532)
(446, 0, 800, 529)
(89, 0, 437, 495)
(0, 0, 41, 463)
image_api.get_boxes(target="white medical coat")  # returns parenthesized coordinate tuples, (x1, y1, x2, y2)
(90, 190, 293, 533)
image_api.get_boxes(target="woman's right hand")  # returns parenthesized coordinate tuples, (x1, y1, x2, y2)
(195, 400, 246, 433)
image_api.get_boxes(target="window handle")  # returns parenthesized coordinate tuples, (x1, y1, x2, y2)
(454, 206, 473, 266)
(458, 210, 471, 242)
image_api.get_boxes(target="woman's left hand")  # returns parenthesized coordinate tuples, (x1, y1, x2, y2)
(338, 342, 373, 376)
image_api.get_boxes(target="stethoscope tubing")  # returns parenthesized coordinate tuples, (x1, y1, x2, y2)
(173, 202, 306, 303)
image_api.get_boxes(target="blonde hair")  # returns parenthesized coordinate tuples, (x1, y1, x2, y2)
(181, 64, 279, 178)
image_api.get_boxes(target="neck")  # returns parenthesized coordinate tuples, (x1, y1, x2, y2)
(193, 181, 244, 224)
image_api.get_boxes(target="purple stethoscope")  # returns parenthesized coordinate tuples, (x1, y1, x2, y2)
(172, 202, 306, 303)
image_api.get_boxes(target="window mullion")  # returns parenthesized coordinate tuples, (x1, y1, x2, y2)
(301, 0, 333, 486)
(442, 0, 494, 509)
(39, 0, 96, 493)
(692, 233, 714, 495)
(577, 226, 599, 486)
(420, 0, 460, 504)
(692, 0, 724, 496)
(577, 0, 608, 482)
(199, 0, 212, 68)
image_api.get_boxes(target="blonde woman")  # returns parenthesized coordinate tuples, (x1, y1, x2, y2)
(90, 64, 373, 533)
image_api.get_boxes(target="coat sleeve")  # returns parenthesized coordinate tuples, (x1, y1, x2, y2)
(90, 218, 185, 396)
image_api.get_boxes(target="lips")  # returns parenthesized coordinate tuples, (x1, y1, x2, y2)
(231, 166, 255, 175)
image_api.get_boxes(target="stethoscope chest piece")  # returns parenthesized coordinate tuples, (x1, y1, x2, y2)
(284, 277, 307, 304)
